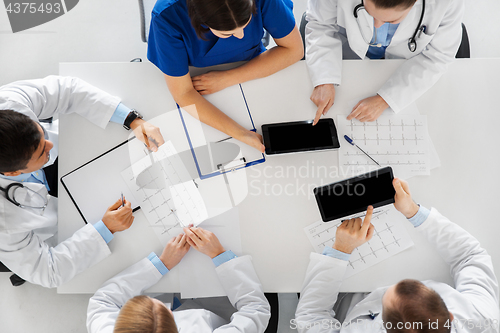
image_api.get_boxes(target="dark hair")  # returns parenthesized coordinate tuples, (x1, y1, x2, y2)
(0, 110, 42, 173)
(383, 280, 451, 333)
(370, 0, 416, 9)
(114, 296, 178, 333)
(187, 0, 256, 39)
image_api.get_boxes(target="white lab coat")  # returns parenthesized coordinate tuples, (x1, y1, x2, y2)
(87, 255, 271, 333)
(295, 208, 500, 333)
(305, 0, 464, 113)
(0, 76, 122, 287)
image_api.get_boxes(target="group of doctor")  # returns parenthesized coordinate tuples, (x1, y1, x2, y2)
(2, 0, 496, 332)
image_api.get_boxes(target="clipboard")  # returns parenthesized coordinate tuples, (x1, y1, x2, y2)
(60, 139, 142, 224)
(177, 84, 266, 180)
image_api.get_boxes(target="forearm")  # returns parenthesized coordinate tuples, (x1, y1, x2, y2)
(172, 82, 249, 139)
(223, 33, 303, 85)
(87, 257, 163, 333)
(417, 208, 499, 317)
(0, 224, 110, 288)
(295, 253, 345, 332)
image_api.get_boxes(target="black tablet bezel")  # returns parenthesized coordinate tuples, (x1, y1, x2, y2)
(262, 118, 340, 155)
(313, 166, 395, 222)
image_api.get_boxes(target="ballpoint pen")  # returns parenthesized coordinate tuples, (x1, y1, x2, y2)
(344, 135, 380, 166)
(121, 192, 125, 208)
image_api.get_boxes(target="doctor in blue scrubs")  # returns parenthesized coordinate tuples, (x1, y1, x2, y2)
(148, 0, 304, 152)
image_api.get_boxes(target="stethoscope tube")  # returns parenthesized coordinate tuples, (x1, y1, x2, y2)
(353, 0, 425, 52)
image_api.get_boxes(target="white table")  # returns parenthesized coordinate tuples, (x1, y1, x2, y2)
(58, 59, 500, 294)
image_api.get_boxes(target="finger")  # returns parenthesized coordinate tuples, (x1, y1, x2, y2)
(313, 106, 324, 126)
(191, 75, 201, 82)
(185, 235, 197, 248)
(362, 206, 374, 233)
(393, 178, 409, 196)
(198, 90, 209, 95)
(187, 227, 203, 241)
(174, 233, 183, 244)
(347, 102, 362, 120)
(127, 215, 135, 227)
(179, 233, 188, 246)
(354, 217, 363, 230)
(366, 224, 375, 241)
(145, 135, 158, 152)
(323, 99, 334, 115)
(108, 198, 123, 211)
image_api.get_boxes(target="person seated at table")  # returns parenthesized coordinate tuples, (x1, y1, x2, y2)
(0, 75, 165, 288)
(87, 227, 271, 332)
(294, 178, 499, 332)
(147, 0, 304, 153)
(306, 0, 464, 124)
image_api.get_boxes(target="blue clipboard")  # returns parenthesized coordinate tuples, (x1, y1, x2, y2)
(177, 84, 266, 180)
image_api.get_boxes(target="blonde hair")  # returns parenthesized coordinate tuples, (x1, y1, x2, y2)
(114, 296, 178, 333)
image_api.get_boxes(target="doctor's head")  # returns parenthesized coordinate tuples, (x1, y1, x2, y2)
(382, 279, 453, 333)
(363, 0, 417, 28)
(114, 296, 178, 333)
(187, 0, 255, 39)
(0, 110, 54, 176)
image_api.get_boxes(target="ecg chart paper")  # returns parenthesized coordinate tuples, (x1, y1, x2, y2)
(304, 206, 414, 278)
(121, 141, 208, 245)
(337, 114, 430, 179)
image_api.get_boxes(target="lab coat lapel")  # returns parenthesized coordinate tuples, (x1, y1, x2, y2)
(343, 287, 387, 324)
(339, 1, 371, 59)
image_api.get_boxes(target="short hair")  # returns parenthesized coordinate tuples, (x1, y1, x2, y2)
(187, 0, 256, 39)
(114, 296, 178, 333)
(383, 279, 451, 333)
(370, 0, 416, 10)
(0, 110, 42, 173)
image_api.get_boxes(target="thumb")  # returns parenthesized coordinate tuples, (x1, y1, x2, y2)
(393, 178, 405, 196)
(108, 198, 123, 211)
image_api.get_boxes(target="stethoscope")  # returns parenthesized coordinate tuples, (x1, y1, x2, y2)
(353, 0, 426, 52)
(0, 183, 48, 209)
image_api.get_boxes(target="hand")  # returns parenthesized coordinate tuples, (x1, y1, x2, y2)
(192, 71, 232, 95)
(240, 130, 265, 153)
(183, 227, 225, 258)
(159, 233, 191, 270)
(347, 95, 389, 122)
(310, 84, 336, 125)
(333, 206, 375, 254)
(102, 198, 134, 234)
(393, 178, 419, 219)
(130, 119, 165, 152)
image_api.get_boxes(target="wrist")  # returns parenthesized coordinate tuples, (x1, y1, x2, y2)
(130, 118, 145, 131)
(332, 243, 352, 254)
(209, 248, 226, 259)
(404, 203, 420, 219)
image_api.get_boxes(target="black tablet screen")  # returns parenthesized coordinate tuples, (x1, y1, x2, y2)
(265, 120, 337, 153)
(315, 168, 395, 221)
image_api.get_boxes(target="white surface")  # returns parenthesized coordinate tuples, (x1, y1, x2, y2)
(177, 208, 242, 298)
(1, 0, 499, 331)
(304, 206, 414, 278)
(56, 59, 500, 295)
(337, 114, 431, 179)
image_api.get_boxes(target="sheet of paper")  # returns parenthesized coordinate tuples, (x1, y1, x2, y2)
(121, 141, 208, 244)
(337, 114, 430, 179)
(176, 208, 242, 298)
(178, 84, 264, 175)
(304, 206, 414, 278)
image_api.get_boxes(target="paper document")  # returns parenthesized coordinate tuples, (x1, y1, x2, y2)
(337, 114, 431, 179)
(304, 206, 414, 278)
(176, 208, 242, 298)
(121, 141, 208, 244)
(178, 84, 265, 178)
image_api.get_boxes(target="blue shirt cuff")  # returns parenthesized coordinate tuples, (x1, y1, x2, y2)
(212, 250, 237, 267)
(93, 220, 114, 244)
(147, 252, 169, 276)
(109, 103, 131, 125)
(408, 205, 431, 228)
(322, 246, 351, 261)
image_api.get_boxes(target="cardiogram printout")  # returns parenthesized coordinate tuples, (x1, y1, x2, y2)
(121, 141, 208, 245)
(304, 206, 414, 278)
(337, 114, 430, 179)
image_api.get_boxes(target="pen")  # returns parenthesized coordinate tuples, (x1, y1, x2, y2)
(344, 135, 380, 166)
(417, 25, 426, 38)
(121, 192, 125, 208)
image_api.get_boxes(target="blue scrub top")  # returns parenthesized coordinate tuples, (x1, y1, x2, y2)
(147, 0, 296, 77)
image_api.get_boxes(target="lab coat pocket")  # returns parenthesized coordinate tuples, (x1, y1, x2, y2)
(414, 31, 435, 54)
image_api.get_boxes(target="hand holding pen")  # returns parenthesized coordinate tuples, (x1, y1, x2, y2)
(101, 197, 134, 234)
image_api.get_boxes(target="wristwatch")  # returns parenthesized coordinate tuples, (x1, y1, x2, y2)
(123, 109, 143, 130)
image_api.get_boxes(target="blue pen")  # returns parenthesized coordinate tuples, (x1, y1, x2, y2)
(344, 135, 381, 166)
(121, 192, 125, 208)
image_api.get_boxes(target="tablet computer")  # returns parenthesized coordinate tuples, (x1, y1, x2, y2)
(314, 167, 395, 222)
(262, 119, 340, 155)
